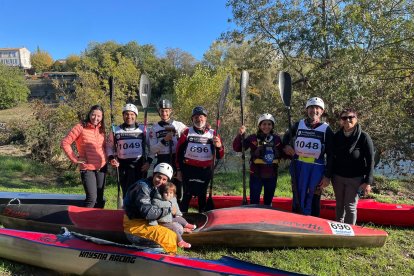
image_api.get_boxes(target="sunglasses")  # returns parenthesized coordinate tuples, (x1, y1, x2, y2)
(340, 115, 356, 121)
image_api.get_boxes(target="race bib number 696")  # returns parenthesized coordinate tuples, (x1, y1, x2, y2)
(328, 221, 355, 236)
(190, 146, 209, 153)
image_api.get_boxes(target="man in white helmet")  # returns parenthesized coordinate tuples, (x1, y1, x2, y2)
(107, 103, 152, 198)
(123, 162, 178, 254)
(282, 97, 333, 216)
(148, 99, 187, 201)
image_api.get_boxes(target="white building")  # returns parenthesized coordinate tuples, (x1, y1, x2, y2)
(0, 47, 32, 69)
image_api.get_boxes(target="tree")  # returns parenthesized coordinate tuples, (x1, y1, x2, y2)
(0, 64, 30, 109)
(174, 64, 275, 154)
(120, 41, 159, 73)
(50, 55, 81, 72)
(174, 65, 240, 151)
(201, 40, 290, 136)
(51, 60, 65, 71)
(121, 41, 175, 102)
(225, 0, 414, 160)
(65, 55, 81, 71)
(174, 66, 230, 122)
(26, 41, 141, 163)
(165, 48, 197, 75)
(66, 42, 140, 124)
(30, 47, 54, 73)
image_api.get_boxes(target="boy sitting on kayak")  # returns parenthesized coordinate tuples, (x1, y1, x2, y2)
(151, 182, 196, 249)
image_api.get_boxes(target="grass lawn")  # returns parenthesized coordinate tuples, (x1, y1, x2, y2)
(0, 103, 32, 125)
(0, 155, 413, 275)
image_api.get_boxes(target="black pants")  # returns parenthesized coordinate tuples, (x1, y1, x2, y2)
(311, 194, 321, 217)
(119, 160, 147, 198)
(80, 165, 107, 208)
(180, 165, 211, 213)
(155, 153, 176, 169)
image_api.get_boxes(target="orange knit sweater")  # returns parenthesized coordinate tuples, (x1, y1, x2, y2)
(61, 123, 107, 171)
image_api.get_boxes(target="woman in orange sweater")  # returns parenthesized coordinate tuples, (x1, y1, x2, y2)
(61, 105, 108, 208)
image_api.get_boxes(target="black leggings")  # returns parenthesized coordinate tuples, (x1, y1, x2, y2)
(80, 165, 107, 208)
(180, 165, 211, 213)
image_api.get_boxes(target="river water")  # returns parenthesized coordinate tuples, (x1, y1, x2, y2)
(375, 159, 413, 179)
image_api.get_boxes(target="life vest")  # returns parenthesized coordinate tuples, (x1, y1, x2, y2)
(113, 123, 144, 160)
(253, 135, 279, 165)
(149, 120, 186, 155)
(183, 127, 214, 164)
(294, 119, 328, 163)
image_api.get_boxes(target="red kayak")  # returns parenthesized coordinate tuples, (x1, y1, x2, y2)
(0, 227, 296, 275)
(190, 196, 414, 226)
(0, 204, 387, 248)
(0, 191, 89, 207)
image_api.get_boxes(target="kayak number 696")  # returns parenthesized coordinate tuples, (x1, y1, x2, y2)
(329, 222, 351, 230)
(328, 221, 355, 236)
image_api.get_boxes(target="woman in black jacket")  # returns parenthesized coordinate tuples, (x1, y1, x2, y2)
(332, 108, 375, 225)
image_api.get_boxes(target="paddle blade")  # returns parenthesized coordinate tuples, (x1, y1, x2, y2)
(279, 71, 292, 107)
(139, 74, 151, 109)
(218, 75, 231, 115)
(240, 70, 249, 107)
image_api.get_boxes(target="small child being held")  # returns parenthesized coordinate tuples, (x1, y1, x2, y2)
(152, 182, 196, 249)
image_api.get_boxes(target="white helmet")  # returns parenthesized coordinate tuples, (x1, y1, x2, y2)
(257, 113, 275, 126)
(306, 97, 325, 110)
(153, 163, 173, 180)
(122, 103, 138, 116)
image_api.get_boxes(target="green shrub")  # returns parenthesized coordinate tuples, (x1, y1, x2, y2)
(0, 64, 30, 109)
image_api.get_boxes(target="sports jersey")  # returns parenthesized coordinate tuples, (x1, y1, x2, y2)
(149, 120, 186, 157)
(176, 126, 224, 169)
(294, 119, 329, 163)
(107, 123, 147, 161)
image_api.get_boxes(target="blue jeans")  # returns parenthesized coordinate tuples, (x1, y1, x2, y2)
(249, 174, 277, 205)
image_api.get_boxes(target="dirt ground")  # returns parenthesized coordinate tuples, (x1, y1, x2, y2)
(0, 145, 30, 157)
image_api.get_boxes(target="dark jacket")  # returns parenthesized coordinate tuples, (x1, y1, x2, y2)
(332, 124, 374, 184)
(123, 177, 171, 220)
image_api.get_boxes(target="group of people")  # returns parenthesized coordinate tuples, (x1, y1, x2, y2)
(61, 96, 375, 254)
(282, 97, 374, 226)
(61, 100, 223, 252)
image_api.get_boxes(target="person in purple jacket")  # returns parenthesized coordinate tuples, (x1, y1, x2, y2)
(233, 113, 284, 206)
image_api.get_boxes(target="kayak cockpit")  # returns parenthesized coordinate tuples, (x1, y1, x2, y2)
(182, 212, 208, 231)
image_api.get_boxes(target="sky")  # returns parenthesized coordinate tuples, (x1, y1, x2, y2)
(0, 0, 234, 61)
